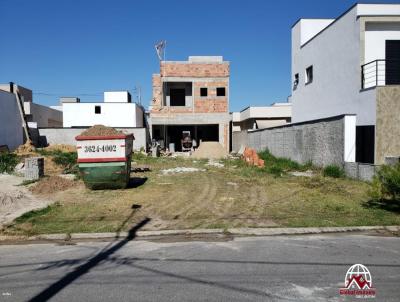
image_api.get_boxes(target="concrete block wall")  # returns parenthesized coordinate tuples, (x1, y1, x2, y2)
(232, 115, 351, 167)
(38, 128, 147, 151)
(344, 162, 377, 182)
(24, 157, 44, 180)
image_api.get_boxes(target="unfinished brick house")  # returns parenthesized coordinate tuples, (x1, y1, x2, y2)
(149, 56, 230, 152)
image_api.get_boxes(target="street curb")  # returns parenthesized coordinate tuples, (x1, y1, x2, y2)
(1, 226, 399, 242)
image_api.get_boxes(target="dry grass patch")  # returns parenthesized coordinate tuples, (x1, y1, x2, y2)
(3, 156, 400, 235)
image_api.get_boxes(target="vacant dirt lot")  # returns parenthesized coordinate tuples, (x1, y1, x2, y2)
(3, 155, 400, 235)
(0, 174, 53, 227)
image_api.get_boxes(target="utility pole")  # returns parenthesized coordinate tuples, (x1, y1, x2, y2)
(133, 85, 142, 105)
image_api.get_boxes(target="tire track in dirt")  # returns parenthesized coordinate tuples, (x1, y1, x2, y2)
(178, 172, 218, 219)
(224, 184, 270, 224)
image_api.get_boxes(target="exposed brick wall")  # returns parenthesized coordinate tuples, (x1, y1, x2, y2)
(194, 99, 227, 113)
(151, 107, 193, 115)
(151, 61, 229, 116)
(152, 74, 162, 108)
(161, 62, 229, 77)
(193, 81, 228, 113)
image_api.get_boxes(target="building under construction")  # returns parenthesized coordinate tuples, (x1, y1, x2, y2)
(149, 56, 230, 152)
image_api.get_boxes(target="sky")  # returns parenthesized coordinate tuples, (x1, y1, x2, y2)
(0, 0, 390, 112)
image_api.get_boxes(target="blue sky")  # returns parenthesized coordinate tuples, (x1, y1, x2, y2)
(0, 0, 389, 111)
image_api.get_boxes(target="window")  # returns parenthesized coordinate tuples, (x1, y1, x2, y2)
(200, 87, 208, 97)
(305, 66, 313, 84)
(95, 105, 101, 114)
(216, 87, 226, 97)
(293, 73, 299, 89)
(170, 88, 186, 106)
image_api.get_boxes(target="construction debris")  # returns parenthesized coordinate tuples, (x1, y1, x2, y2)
(206, 159, 224, 168)
(191, 142, 228, 159)
(289, 170, 314, 177)
(161, 167, 206, 175)
(242, 147, 265, 168)
(79, 125, 124, 137)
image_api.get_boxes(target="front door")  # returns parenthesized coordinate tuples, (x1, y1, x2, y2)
(385, 40, 400, 85)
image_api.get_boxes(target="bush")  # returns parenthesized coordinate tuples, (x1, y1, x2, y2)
(257, 149, 312, 176)
(0, 153, 19, 173)
(323, 165, 344, 178)
(371, 164, 400, 201)
(52, 151, 78, 174)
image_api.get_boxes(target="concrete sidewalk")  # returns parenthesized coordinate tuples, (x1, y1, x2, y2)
(1, 225, 399, 243)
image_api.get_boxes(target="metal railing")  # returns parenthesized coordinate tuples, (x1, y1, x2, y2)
(361, 59, 400, 89)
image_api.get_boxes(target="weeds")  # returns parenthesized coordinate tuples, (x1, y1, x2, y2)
(258, 149, 312, 176)
(37, 149, 78, 174)
(0, 153, 19, 173)
(323, 165, 345, 178)
(15, 204, 58, 223)
(369, 163, 400, 201)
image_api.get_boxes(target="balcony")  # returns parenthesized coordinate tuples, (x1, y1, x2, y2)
(361, 59, 400, 89)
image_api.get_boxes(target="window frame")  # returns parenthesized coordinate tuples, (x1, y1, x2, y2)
(200, 87, 208, 97)
(169, 88, 186, 106)
(293, 73, 299, 90)
(305, 65, 313, 85)
(216, 87, 226, 97)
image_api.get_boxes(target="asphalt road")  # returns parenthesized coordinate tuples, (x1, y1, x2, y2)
(0, 234, 399, 302)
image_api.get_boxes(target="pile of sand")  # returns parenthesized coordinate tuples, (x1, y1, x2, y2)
(30, 176, 77, 195)
(79, 125, 123, 137)
(191, 142, 228, 159)
(15, 141, 35, 154)
(45, 144, 76, 152)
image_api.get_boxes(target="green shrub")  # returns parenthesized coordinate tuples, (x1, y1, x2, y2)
(268, 166, 284, 177)
(257, 149, 312, 177)
(0, 153, 19, 173)
(371, 164, 400, 201)
(323, 165, 344, 178)
(52, 151, 78, 174)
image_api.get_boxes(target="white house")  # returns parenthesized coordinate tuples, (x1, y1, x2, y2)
(232, 103, 292, 132)
(62, 91, 144, 128)
(291, 3, 400, 164)
(0, 83, 63, 150)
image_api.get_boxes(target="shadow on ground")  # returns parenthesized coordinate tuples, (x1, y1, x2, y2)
(363, 198, 400, 214)
(127, 177, 148, 188)
(28, 216, 151, 302)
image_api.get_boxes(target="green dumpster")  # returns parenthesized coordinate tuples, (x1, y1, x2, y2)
(75, 133, 134, 189)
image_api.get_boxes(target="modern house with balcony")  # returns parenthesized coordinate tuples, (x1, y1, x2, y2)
(149, 56, 230, 151)
(291, 3, 400, 164)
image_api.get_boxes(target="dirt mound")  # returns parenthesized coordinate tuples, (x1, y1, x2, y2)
(43, 157, 65, 175)
(79, 125, 123, 137)
(30, 176, 77, 195)
(191, 142, 228, 159)
(15, 141, 36, 154)
(45, 144, 76, 152)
